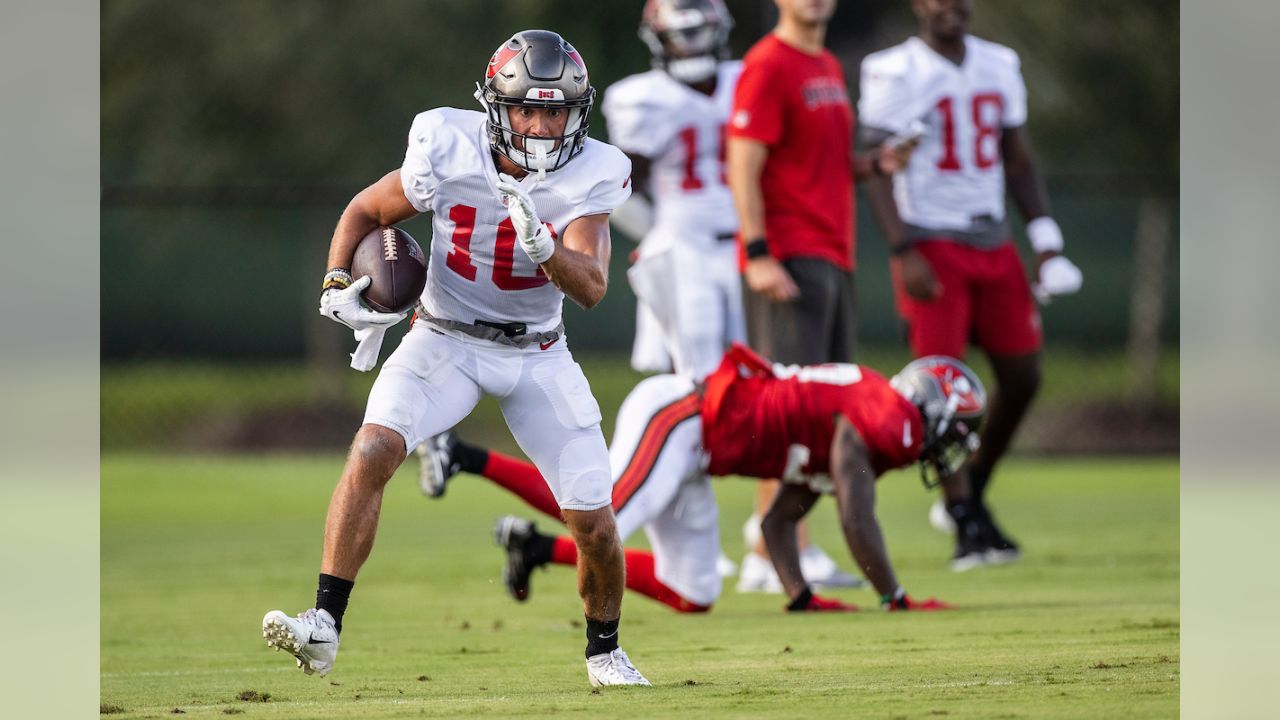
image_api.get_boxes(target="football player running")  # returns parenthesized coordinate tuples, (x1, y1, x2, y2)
(421, 344, 983, 614)
(263, 31, 650, 688)
(859, 0, 1083, 570)
(595, 0, 859, 595)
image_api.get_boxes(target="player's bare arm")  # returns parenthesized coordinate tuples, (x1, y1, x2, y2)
(727, 136, 799, 301)
(1001, 126, 1056, 269)
(327, 170, 419, 270)
(542, 213, 612, 309)
(828, 416, 898, 596)
(858, 126, 941, 300)
(759, 481, 821, 600)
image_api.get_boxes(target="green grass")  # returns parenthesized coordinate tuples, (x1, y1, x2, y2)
(101, 348, 1179, 451)
(102, 454, 1177, 717)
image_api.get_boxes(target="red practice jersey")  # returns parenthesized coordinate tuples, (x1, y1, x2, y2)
(728, 34, 855, 271)
(702, 344, 924, 479)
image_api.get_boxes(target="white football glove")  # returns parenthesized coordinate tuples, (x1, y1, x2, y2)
(319, 275, 406, 331)
(1033, 255, 1084, 305)
(496, 173, 555, 264)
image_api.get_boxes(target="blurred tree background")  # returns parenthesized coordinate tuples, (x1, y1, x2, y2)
(101, 0, 1178, 452)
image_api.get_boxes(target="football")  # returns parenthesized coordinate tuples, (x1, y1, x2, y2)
(351, 226, 428, 314)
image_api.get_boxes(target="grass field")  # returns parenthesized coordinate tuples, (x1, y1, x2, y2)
(102, 454, 1178, 718)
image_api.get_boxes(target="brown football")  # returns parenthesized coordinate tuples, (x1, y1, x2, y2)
(351, 226, 427, 314)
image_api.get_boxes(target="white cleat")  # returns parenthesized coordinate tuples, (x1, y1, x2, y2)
(262, 608, 339, 677)
(929, 499, 957, 535)
(735, 551, 785, 594)
(586, 647, 652, 687)
(801, 546, 866, 589)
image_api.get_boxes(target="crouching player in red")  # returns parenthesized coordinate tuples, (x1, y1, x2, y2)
(420, 344, 985, 612)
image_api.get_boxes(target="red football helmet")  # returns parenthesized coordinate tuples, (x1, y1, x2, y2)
(891, 356, 987, 488)
(639, 0, 734, 84)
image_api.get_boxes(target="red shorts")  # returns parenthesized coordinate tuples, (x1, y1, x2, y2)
(891, 240, 1042, 358)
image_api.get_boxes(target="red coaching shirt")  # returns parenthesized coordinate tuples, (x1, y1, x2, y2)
(729, 34, 855, 271)
(702, 345, 923, 479)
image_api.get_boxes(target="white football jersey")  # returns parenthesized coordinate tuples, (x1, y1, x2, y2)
(602, 62, 740, 251)
(859, 36, 1027, 239)
(400, 108, 631, 333)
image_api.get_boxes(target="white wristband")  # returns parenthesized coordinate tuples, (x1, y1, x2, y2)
(1026, 216, 1064, 254)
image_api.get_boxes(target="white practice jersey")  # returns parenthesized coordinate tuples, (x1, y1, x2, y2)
(859, 36, 1027, 240)
(400, 108, 632, 333)
(602, 62, 740, 252)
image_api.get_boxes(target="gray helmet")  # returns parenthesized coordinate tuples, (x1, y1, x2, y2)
(639, 0, 734, 84)
(890, 356, 987, 489)
(475, 30, 594, 173)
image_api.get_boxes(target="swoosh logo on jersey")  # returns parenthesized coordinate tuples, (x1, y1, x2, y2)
(903, 420, 913, 448)
(539, 338, 559, 351)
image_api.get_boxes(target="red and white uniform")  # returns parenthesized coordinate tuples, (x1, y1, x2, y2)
(859, 35, 1026, 244)
(701, 345, 924, 480)
(365, 108, 632, 512)
(605, 344, 923, 606)
(603, 62, 746, 379)
(402, 108, 631, 332)
(858, 36, 1041, 358)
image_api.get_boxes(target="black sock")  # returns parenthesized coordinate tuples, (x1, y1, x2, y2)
(585, 616, 620, 658)
(946, 500, 981, 541)
(526, 530, 555, 567)
(968, 466, 992, 507)
(454, 442, 489, 475)
(316, 573, 354, 634)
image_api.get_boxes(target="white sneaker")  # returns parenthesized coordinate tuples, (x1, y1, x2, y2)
(716, 552, 739, 578)
(586, 647, 652, 687)
(929, 499, 956, 534)
(735, 552, 784, 593)
(262, 608, 339, 676)
(800, 546, 866, 589)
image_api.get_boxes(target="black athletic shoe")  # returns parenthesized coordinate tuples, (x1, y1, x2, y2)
(977, 511, 1022, 565)
(416, 431, 461, 498)
(951, 529, 991, 572)
(495, 515, 539, 602)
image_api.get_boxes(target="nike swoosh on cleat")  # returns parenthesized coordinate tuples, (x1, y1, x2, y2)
(308, 634, 333, 645)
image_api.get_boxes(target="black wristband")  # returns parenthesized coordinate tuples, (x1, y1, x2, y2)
(745, 238, 770, 260)
(786, 586, 814, 612)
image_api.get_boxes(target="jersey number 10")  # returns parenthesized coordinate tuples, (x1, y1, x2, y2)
(444, 203, 554, 291)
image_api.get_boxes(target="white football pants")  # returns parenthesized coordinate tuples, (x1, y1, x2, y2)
(365, 323, 612, 511)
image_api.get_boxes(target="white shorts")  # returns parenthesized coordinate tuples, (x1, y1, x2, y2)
(628, 238, 746, 380)
(630, 301, 673, 374)
(609, 374, 722, 607)
(365, 323, 612, 511)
